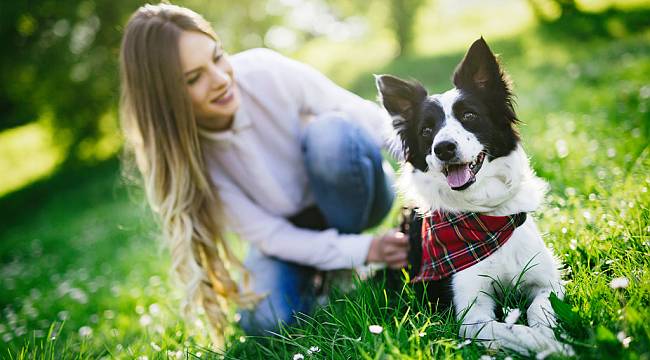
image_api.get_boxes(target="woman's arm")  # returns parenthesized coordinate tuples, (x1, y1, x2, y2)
(218, 180, 374, 270)
(250, 48, 392, 148)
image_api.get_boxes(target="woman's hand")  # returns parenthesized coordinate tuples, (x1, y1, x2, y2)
(366, 230, 409, 269)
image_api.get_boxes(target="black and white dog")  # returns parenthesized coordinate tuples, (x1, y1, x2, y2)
(375, 38, 573, 356)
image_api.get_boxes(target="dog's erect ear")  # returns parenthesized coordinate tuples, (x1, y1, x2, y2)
(453, 37, 518, 128)
(375, 74, 427, 120)
(453, 37, 510, 94)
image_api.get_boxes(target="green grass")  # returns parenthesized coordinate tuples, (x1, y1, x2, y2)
(1, 26, 649, 360)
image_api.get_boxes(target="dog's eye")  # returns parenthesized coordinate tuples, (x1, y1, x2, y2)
(462, 112, 478, 122)
(420, 128, 433, 138)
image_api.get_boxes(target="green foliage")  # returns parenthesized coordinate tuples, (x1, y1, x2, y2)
(389, 0, 428, 55)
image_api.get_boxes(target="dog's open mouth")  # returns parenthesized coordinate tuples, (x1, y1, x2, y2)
(442, 151, 486, 191)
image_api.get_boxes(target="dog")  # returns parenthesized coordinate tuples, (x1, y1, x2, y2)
(375, 38, 573, 356)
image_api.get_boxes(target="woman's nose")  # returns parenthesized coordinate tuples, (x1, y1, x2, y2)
(208, 64, 229, 87)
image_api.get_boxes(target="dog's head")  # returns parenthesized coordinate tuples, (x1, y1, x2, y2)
(376, 37, 520, 194)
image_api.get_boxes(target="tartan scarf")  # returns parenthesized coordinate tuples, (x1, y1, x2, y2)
(411, 210, 527, 282)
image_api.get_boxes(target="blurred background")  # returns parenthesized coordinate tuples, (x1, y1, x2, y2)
(0, 0, 649, 356)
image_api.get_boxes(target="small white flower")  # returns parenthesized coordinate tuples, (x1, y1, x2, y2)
(480, 355, 494, 360)
(78, 326, 93, 338)
(239, 336, 246, 343)
(166, 350, 183, 359)
(139, 314, 152, 326)
(504, 308, 521, 325)
(456, 339, 472, 349)
(418, 332, 426, 337)
(610, 277, 629, 289)
(150, 342, 161, 352)
(617, 331, 633, 348)
(307, 346, 320, 354)
(148, 303, 160, 315)
(369, 325, 383, 334)
(293, 354, 304, 360)
(137, 356, 148, 360)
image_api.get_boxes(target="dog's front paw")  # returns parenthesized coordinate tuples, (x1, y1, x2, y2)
(538, 339, 575, 358)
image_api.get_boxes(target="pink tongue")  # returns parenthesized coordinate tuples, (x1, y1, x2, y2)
(446, 164, 472, 188)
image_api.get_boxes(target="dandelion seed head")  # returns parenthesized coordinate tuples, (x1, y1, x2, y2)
(78, 326, 93, 338)
(239, 336, 246, 343)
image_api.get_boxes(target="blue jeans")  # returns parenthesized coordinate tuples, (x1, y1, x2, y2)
(239, 112, 395, 335)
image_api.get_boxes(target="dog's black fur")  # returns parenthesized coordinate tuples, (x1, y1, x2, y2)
(380, 37, 521, 169)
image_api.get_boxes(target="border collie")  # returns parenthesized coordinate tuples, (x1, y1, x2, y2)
(375, 38, 573, 356)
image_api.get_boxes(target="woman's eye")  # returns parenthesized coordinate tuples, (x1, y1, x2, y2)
(462, 112, 477, 122)
(421, 128, 433, 138)
(213, 54, 223, 64)
(187, 73, 201, 85)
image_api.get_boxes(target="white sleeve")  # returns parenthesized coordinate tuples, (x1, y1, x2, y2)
(258, 49, 392, 147)
(217, 181, 373, 270)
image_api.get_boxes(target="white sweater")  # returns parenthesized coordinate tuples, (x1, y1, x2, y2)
(200, 48, 392, 270)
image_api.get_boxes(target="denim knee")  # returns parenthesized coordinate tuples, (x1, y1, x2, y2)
(302, 112, 394, 233)
(302, 112, 371, 184)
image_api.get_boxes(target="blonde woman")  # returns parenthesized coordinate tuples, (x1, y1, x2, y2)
(119, 3, 408, 337)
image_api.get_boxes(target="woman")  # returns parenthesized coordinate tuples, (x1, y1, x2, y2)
(119, 3, 408, 338)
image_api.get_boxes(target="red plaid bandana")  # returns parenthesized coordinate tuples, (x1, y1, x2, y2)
(412, 211, 527, 282)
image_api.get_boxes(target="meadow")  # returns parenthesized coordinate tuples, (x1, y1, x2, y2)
(1, 8, 649, 360)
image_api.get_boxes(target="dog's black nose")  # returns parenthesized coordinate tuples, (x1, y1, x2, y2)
(434, 141, 457, 161)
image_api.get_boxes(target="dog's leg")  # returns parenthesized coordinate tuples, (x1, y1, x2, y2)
(454, 273, 571, 355)
(527, 287, 558, 333)
(525, 286, 575, 356)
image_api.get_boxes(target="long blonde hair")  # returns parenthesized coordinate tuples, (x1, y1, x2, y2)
(119, 3, 258, 341)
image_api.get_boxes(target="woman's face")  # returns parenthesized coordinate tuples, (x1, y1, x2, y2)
(178, 31, 240, 131)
